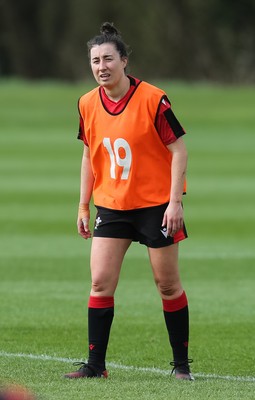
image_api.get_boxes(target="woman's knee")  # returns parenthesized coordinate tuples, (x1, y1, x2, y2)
(154, 278, 182, 298)
(91, 275, 118, 296)
(91, 280, 106, 294)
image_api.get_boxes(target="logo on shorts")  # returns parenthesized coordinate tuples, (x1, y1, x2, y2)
(160, 227, 168, 238)
(95, 216, 102, 230)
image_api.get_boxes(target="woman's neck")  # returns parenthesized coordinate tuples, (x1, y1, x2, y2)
(104, 76, 130, 102)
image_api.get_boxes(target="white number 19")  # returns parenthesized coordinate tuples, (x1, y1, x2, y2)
(103, 137, 132, 180)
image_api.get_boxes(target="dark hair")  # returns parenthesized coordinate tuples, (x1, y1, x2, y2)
(87, 22, 130, 60)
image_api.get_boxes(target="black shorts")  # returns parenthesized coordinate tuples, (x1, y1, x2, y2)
(93, 203, 188, 248)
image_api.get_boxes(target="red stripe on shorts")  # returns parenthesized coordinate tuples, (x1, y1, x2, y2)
(173, 227, 187, 244)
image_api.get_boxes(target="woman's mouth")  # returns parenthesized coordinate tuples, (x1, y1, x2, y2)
(100, 73, 110, 80)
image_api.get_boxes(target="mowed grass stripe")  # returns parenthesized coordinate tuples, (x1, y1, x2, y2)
(0, 234, 254, 259)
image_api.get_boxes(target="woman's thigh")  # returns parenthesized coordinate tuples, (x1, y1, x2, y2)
(90, 237, 132, 296)
(147, 243, 183, 298)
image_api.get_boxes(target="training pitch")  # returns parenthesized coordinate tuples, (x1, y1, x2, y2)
(0, 79, 254, 399)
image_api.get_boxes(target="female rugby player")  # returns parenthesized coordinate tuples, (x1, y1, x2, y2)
(64, 22, 194, 381)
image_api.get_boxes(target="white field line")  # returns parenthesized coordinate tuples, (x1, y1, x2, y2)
(0, 351, 254, 383)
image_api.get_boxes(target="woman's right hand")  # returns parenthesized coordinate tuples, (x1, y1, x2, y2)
(77, 204, 91, 239)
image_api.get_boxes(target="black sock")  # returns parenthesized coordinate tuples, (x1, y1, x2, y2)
(162, 291, 189, 363)
(87, 296, 114, 369)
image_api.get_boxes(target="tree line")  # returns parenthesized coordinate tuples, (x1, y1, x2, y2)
(0, 0, 255, 83)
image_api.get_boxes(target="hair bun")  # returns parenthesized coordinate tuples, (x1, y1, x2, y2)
(100, 22, 119, 36)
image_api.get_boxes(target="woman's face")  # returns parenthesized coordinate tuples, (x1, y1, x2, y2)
(90, 43, 127, 89)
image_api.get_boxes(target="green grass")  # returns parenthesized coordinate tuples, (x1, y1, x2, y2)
(0, 79, 255, 399)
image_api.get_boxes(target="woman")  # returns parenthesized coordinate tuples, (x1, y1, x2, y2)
(64, 22, 194, 381)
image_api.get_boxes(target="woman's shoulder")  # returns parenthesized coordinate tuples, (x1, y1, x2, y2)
(80, 86, 99, 101)
(78, 87, 100, 110)
(139, 80, 166, 96)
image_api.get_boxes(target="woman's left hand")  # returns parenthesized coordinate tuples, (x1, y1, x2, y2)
(162, 202, 184, 237)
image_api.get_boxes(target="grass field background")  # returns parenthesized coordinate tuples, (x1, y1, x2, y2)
(0, 79, 255, 399)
